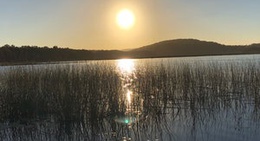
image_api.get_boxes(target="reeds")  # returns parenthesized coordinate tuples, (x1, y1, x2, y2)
(0, 56, 260, 140)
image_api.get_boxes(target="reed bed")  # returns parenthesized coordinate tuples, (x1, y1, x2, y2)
(0, 57, 260, 140)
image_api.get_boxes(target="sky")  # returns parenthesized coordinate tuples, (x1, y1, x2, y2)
(1, 0, 260, 50)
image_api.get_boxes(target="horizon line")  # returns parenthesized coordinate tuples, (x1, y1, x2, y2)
(1, 38, 259, 51)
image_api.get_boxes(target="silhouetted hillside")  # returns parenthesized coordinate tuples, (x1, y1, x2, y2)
(1, 39, 260, 64)
(0, 45, 124, 64)
(127, 39, 251, 58)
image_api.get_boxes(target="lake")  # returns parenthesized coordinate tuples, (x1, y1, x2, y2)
(0, 55, 260, 141)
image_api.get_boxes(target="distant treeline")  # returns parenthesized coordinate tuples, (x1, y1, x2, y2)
(0, 44, 125, 64)
(1, 39, 260, 64)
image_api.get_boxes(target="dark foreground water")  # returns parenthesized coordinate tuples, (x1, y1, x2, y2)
(0, 55, 260, 141)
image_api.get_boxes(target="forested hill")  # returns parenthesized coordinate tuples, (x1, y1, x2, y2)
(0, 45, 125, 64)
(1, 39, 260, 64)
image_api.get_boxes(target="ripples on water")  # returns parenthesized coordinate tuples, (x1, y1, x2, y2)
(0, 55, 260, 141)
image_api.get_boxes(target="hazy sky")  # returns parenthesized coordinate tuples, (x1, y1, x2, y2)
(1, 0, 260, 50)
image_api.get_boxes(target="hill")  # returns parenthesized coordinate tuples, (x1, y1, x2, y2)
(1, 39, 260, 64)
(126, 39, 255, 58)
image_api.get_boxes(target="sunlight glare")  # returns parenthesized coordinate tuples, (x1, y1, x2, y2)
(116, 9, 135, 29)
(126, 90, 132, 104)
(117, 59, 135, 74)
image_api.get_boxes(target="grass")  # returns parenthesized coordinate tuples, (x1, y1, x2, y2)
(0, 56, 260, 140)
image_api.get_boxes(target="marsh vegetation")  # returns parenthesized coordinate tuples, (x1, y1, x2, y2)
(0, 55, 260, 141)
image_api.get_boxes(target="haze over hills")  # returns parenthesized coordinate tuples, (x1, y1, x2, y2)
(1, 39, 260, 64)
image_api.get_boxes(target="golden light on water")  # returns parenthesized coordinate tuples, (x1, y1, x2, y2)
(115, 59, 143, 125)
(126, 90, 132, 104)
(117, 59, 135, 112)
(117, 59, 135, 74)
(116, 9, 135, 30)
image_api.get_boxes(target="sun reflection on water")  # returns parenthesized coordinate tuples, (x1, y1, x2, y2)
(117, 59, 135, 74)
(126, 90, 132, 104)
(115, 59, 143, 126)
(116, 59, 135, 110)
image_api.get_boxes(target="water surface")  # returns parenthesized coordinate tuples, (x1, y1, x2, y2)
(0, 55, 260, 141)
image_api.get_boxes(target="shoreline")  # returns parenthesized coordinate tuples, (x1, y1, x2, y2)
(1, 53, 259, 66)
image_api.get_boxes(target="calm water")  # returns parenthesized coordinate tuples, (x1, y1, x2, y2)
(0, 55, 260, 141)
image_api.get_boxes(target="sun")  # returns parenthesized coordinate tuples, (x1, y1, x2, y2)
(116, 9, 135, 29)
